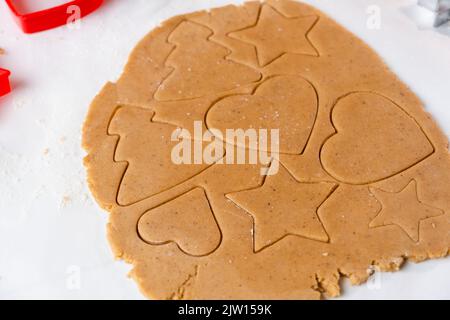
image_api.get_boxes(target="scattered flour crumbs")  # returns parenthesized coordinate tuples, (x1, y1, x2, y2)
(0, 117, 94, 228)
(35, 116, 94, 210)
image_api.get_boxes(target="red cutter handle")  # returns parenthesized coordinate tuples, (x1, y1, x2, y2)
(6, 0, 104, 34)
(0, 68, 11, 97)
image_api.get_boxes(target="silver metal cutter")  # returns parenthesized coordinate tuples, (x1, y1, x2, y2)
(419, 0, 450, 26)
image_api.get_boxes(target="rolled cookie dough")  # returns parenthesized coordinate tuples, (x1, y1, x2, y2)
(82, 0, 450, 299)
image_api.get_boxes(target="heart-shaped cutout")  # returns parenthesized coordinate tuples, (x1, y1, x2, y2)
(206, 75, 318, 154)
(137, 188, 222, 257)
(320, 92, 434, 185)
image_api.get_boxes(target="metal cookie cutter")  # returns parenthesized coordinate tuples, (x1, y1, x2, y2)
(419, 0, 450, 26)
(0, 69, 11, 98)
(5, 0, 104, 34)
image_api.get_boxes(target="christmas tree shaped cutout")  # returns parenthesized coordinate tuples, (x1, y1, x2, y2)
(155, 21, 261, 101)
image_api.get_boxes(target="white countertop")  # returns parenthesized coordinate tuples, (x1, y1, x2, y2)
(0, 0, 449, 300)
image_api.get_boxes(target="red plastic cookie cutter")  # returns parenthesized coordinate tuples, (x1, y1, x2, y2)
(6, 0, 104, 34)
(0, 69, 11, 97)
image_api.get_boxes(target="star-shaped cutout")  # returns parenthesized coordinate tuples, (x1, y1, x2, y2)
(227, 162, 337, 252)
(369, 180, 445, 242)
(230, 5, 319, 66)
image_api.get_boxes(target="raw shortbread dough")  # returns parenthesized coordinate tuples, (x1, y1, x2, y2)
(82, 0, 450, 299)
